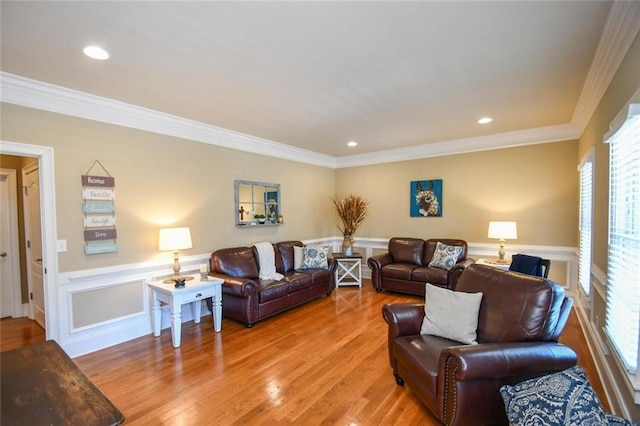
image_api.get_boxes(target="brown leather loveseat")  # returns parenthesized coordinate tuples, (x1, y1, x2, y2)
(368, 237, 474, 295)
(209, 241, 336, 328)
(382, 264, 577, 425)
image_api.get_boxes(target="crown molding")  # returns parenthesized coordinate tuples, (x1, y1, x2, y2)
(0, 72, 585, 169)
(335, 123, 580, 168)
(0, 72, 338, 169)
(571, 0, 640, 132)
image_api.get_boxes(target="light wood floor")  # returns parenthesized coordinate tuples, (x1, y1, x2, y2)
(1, 280, 608, 424)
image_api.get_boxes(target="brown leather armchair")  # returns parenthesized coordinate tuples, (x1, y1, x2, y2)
(368, 237, 474, 295)
(382, 264, 577, 426)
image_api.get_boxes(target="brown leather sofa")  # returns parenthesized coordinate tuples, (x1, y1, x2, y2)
(209, 241, 336, 328)
(382, 264, 577, 426)
(368, 237, 474, 295)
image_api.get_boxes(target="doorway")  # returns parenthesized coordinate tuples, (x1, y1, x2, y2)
(23, 162, 45, 328)
(0, 168, 21, 318)
(0, 142, 59, 341)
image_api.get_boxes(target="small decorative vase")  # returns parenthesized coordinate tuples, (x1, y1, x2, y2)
(342, 234, 353, 255)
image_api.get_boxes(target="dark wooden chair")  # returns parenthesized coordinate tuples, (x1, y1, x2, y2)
(509, 253, 550, 278)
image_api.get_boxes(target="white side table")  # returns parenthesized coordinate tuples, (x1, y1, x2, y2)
(333, 252, 363, 288)
(476, 258, 511, 271)
(148, 274, 223, 348)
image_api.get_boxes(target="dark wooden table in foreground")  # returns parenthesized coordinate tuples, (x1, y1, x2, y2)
(1, 340, 124, 426)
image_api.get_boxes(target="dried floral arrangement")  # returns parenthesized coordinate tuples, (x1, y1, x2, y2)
(331, 194, 369, 237)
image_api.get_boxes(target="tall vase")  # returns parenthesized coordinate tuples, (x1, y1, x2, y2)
(342, 234, 353, 255)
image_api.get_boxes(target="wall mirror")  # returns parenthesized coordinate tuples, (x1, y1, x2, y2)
(235, 180, 281, 227)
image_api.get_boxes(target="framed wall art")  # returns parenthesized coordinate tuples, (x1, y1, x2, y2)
(410, 179, 443, 217)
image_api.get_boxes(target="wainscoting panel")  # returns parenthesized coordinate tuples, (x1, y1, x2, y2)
(55, 238, 576, 357)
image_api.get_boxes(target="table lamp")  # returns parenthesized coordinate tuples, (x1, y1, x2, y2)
(487, 221, 517, 263)
(159, 227, 193, 280)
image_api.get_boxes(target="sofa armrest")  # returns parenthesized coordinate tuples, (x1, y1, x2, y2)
(327, 258, 338, 274)
(208, 273, 257, 298)
(382, 303, 424, 338)
(448, 257, 475, 290)
(440, 341, 577, 382)
(368, 253, 393, 290)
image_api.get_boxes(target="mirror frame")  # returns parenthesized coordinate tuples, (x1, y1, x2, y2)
(234, 180, 281, 227)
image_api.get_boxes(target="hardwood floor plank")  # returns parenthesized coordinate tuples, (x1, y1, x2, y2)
(1, 280, 606, 425)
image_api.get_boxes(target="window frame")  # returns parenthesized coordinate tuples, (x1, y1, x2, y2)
(603, 88, 640, 400)
(578, 150, 594, 298)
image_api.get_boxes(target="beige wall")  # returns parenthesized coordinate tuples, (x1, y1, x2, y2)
(1, 103, 581, 272)
(0, 104, 336, 272)
(335, 142, 579, 246)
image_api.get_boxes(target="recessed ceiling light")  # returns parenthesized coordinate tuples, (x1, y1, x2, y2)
(347, 141, 358, 147)
(478, 117, 493, 124)
(83, 45, 110, 60)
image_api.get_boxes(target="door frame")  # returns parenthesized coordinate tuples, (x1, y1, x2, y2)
(0, 141, 58, 341)
(0, 168, 23, 317)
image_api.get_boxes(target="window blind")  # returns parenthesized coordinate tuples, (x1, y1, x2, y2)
(578, 158, 593, 297)
(605, 110, 640, 373)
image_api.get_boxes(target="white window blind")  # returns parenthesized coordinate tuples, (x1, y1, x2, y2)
(578, 157, 593, 297)
(605, 107, 640, 373)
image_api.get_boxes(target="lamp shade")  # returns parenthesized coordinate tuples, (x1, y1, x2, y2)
(158, 227, 193, 251)
(487, 221, 518, 240)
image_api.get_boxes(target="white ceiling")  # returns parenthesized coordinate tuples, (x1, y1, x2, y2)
(0, 1, 633, 162)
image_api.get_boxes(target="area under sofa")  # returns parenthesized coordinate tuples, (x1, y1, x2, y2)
(209, 240, 336, 327)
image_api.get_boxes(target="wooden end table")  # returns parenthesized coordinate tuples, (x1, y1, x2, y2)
(148, 274, 223, 348)
(332, 252, 363, 288)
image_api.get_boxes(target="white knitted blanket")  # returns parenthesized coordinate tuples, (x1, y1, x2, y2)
(254, 242, 284, 280)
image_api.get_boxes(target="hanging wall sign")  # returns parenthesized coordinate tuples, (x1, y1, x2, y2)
(84, 229, 117, 241)
(82, 187, 115, 201)
(82, 160, 118, 255)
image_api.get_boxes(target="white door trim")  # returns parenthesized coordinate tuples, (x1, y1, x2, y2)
(0, 168, 22, 317)
(0, 141, 58, 341)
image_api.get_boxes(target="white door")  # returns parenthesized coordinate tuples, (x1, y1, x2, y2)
(23, 163, 45, 329)
(0, 169, 21, 318)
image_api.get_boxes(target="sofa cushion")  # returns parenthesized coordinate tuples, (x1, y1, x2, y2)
(284, 272, 314, 292)
(212, 247, 259, 279)
(297, 268, 333, 286)
(381, 263, 418, 281)
(500, 366, 617, 426)
(457, 264, 566, 343)
(411, 267, 448, 286)
(394, 334, 454, 397)
(420, 283, 483, 345)
(389, 237, 424, 265)
(428, 241, 463, 270)
(301, 245, 329, 269)
(257, 280, 290, 303)
(275, 241, 301, 273)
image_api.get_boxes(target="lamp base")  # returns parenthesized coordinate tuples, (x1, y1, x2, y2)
(163, 276, 194, 284)
(484, 258, 510, 265)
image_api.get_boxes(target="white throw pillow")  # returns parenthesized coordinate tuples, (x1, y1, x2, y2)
(293, 246, 304, 270)
(428, 241, 463, 270)
(420, 283, 483, 345)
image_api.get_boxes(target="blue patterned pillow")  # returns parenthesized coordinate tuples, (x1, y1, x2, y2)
(301, 245, 329, 269)
(500, 366, 620, 426)
(428, 241, 463, 270)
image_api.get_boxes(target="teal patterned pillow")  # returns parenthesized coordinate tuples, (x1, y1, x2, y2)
(500, 366, 632, 426)
(428, 242, 463, 270)
(301, 245, 329, 269)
